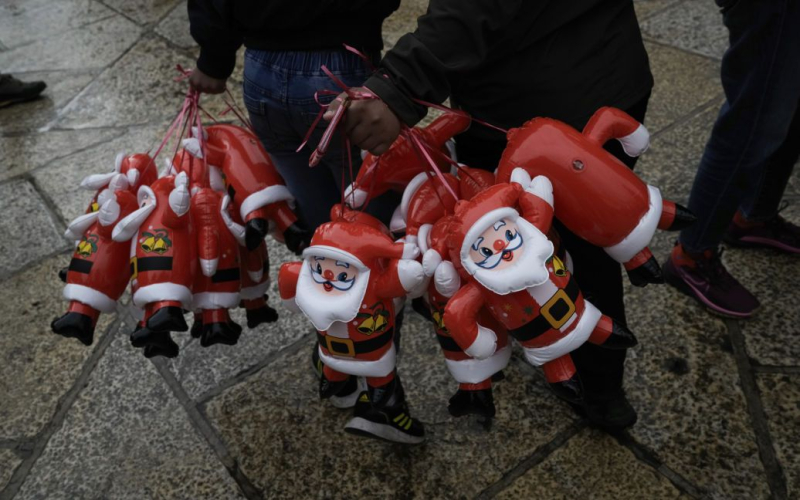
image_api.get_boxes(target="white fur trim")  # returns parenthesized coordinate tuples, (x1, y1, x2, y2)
(343, 185, 368, 208)
(98, 198, 120, 227)
(604, 185, 662, 263)
(209, 166, 225, 192)
(402, 243, 420, 260)
(241, 279, 270, 300)
(399, 172, 429, 223)
(200, 258, 218, 277)
(107, 173, 129, 193)
(112, 201, 155, 242)
(126, 169, 140, 188)
(522, 300, 601, 366)
(80, 172, 116, 190)
(417, 224, 432, 254)
(238, 185, 293, 221)
(64, 211, 99, 240)
(302, 245, 367, 271)
(445, 345, 511, 384)
(389, 205, 406, 233)
(510, 168, 531, 188)
(132, 283, 192, 309)
(434, 261, 461, 298)
(397, 259, 424, 293)
(464, 325, 497, 360)
(220, 195, 246, 247)
(295, 262, 370, 331)
(63, 284, 117, 313)
(422, 248, 442, 277)
(407, 274, 430, 299)
(182, 138, 203, 159)
(192, 291, 240, 310)
(114, 152, 125, 172)
(169, 180, 191, 218)
(248, 269, 264, 283)
(618, 123, 650, 157)
(527, 175, 553, 208)
(318, 343, 396, 377)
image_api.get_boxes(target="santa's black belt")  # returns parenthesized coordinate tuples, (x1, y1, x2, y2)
(212, 267, 240, 283)
(68, 258, 93, 274)
(436, 333, 463, 353)
(317, 328, 393, 358)
(509, 277, 580, 343)
(135, 256, 173, 273)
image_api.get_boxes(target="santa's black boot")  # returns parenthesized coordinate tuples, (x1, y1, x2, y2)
(245, 303, 279, 328)
(131, 326, 179, 358)
(282, 222, 309, 255)
(344, 376, 425, 444)
(200, 319, 242, 347)
(626, 256, 664, 287)
(448, 388, 497, 423)
(548, 373, 584, 404)
(245, 218, 269, 251)
(51, 312, 95, 346)
(146, 305, 188, 332)
(190, 313, 203, 339)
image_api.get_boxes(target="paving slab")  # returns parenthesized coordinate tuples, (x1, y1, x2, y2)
(155, 2, 194, 50)
(634, 0, 683, 21)
(101, 0, 182, 26)
(0, 180, 67, 277)
(382, 0, 427, 51)
(54, 34, 194, 130)
(0, 128, 123, 182)
(495, 428, 684, 499)
(14, 331, 243, 500)
(623, 282, 770, 499)
(0, 15, 141, 73)
(0, 448, 23, 491)
(165, 241, 312, 401)
(0, 0, 114, 50)
(721, 203, 800, 367)
(643, 41, 721, 135)
(641, 0, 728, 60)
(757, 373, 800, 498)
(206, 311, 578, 498)
(0, 254, 116, 440)
(32, 124, 164, 224)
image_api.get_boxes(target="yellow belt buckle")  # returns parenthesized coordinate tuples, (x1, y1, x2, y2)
(325, 336, 356, 357)
(130, 257, 138, 279)
(540, 289, 575, 330)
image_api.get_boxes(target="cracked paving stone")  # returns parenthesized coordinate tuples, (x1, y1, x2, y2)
(721, 202, 800, 367)
(495, 428, 684, 499)
(54, 34, 194, 130)
(0, 128, 122, 182)
(757, 373, 800, 498)
(31, 125, 164, 225)
(155, 2, 195, 50)
(206, 310, 578, 498)
(0, 15, 141, 73)
(102, 0, 182, 26)
(0, 0, 114, 50)
(0, 448, 23, 491)
(643, 41, 721, 135)
(0, 180, 68, 277)
(0, 254, 116, 440)
(634, 0, 682, 21)
(641, 0, 728, 60)
(623, 282, 770, 499)
(14, 332, 243, 500)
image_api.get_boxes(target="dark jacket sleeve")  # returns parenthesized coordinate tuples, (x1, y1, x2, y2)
(364, 0, 523, 126)
(188, 0, 244, 79)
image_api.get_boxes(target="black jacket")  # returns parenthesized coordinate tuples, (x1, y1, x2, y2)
(365, 0, 653, 138)
(188, 0, 400, 79)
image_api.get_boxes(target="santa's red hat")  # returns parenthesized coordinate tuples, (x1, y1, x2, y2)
(457, 166, 494, 201)
(405, 174, 459, 239)
(304, 219, 415, 271)
(329, 204, 391, 237)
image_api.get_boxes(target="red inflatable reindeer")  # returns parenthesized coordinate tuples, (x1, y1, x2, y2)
(495, 107, 695, 286)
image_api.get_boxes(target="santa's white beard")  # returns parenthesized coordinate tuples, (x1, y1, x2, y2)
(295, 262, 370, 332)
(465, 218, 553, 295)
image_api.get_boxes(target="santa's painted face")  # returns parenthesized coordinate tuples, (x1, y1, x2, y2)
(468, 219, 523, 271)
(309, 257, 359, 295)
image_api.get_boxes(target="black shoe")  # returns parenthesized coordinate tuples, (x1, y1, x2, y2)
(569, 392, 638, 432)
(626, 255, 664, 287)
(344, 390, 425, 444)
(245, 218, 269, 251)
(146, 306, 188, 332)
(0, 74, 46, 107)
(246, 304, 279, 328)
(447, 388, 496, 419)
(51, 312, 94, 346)
(329, 376, 365, 409)
(283, 222, 309, 255)
(548, 373, 584, 404)
(131, 326, 179, 358)
(200, 321, 241, 347)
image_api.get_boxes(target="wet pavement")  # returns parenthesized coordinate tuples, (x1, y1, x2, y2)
(1, 0, 799, 499)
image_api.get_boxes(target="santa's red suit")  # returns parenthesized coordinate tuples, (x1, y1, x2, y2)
(495, 107, 694, 286)
(79, 153, 158, 214)
(52, 179, 139, 345)
(437, 178, 637, 401)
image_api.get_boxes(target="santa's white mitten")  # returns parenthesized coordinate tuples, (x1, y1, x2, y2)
(98, 197, 121, 228)
(434, 260, 461, 298)
(527, 175, 554, 207)
(618, 123, 650, 157)
(397, 259, 425, 293)
(182, 137, 203, 159)
(402, 242, 420, 260)
(107, 172, 130, 193)
(510, 167, 532, 188)
(220, 195, 246, 246)
(422, 248, 443, 277)
(169, 172, 191, 217)
(464, 325, 497, 360)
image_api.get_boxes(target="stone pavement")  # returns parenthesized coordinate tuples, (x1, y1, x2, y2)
(1, 0, 798, 498)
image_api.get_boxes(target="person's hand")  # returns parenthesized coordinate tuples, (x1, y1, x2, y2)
(323, 88, 401, 155)
(189, 67, 227, 94)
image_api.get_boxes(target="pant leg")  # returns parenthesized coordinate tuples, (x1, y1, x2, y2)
(679, 0, 800, 252)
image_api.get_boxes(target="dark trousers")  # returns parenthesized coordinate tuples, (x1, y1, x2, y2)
(679, 0, 800, 252)
(455, 94, 650, 403)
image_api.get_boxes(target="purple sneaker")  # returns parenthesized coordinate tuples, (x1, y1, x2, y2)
(723, 213, 800, 254)
(662, 244, 760, 318)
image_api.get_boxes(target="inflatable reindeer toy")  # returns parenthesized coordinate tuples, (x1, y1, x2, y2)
(278, 205, 426, 444)
(433, 173, 638, 402)
(52, 174, 140, 345)
(495, 107, 695, 286)
(112, 171, 196, 358)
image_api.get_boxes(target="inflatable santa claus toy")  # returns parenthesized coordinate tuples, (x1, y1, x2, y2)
(78, 153, 158, 213)
(52, 174, 140, 345)
(433, 172, 637, 402)
(495, 107, 695, 286)
(278, 206, 426, 444)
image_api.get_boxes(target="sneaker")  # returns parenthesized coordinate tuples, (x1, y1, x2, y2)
(663, 244, 760, 318)
(344, 378, 424, 444)
(724, 210, 800, 254)
(330, 377, 367, 409)
(0, 74, 46, 107)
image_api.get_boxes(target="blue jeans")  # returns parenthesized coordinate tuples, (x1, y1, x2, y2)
(679, 0, 800, 253)
(242, 49, 399, 232)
